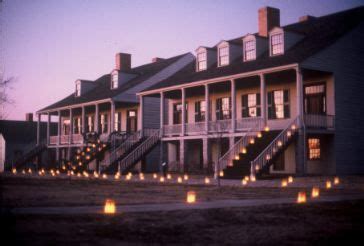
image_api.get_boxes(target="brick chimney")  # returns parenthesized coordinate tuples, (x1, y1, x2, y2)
(299, 15, 316, 22)
(25, 113, 33, 122)
(115, 53, 131, 72)
(151, 57, 165, 63)
(258, 6, 280, 37)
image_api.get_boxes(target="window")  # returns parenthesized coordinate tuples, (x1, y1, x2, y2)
(114, 112, 121, 131)
(304, 84, 326, 115)
(268, 90, 290, 119)
(216, 97, 231, 120)
(244, 40, 256, 61)
(73, 117, 81, 134)
(195, 101, 206, 122)
(218, 46, 229, 66)
(173, 103, 188, 124)
(308, 138, 321, 160)
(100, 114, 108, 133)
(111, 73, 118, 89)
(75, 82, 81, 97)
(197, 52, 207, 71)
(242, 93, 261, 117)
(87, 115, 94, 132)
(271, 33, 284, 55)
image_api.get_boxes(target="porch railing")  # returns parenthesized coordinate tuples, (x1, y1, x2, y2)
(72, 134, 83, 144)
(49, 136, 58, 145)
(60, 135, 69, 144)
(250, 116, 301, 177)
(304, 114, 335, 129)
(236, 117, 264, 131)
(209, 119, 231, 133)
(163, 124, 181, 136)
(185, 122, 205, 135)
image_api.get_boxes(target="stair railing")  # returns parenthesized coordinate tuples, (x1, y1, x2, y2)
(118, 128, 160, 173)
(101, 130, 142, 166)
(250, 116, 301, 177)
(217, 118, 263, 172)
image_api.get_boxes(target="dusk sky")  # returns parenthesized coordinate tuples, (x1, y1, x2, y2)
(1, 0, 363, 120)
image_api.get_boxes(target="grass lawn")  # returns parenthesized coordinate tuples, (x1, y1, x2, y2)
(1, 175, 364, 245)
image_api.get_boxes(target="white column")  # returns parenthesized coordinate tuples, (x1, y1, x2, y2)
(81, 106, 85, 134)
(140, 96, 144, 135)
(202, 137, 211, 170)
(296, 67, 304, 126)
(110, 101, 115, 132)
(260, 74, 267, 128)
(205, 84, 209, 134)
(69, 108, 73, 144)
(181, 88, 186, 136)
(47, 113, 50, 145)
(37, 113, 41, 145)
(231, 79, 236, 133)
(94, 104, 99, 133)
(160, 93, 164, 129)
(57, 110, 61, 145)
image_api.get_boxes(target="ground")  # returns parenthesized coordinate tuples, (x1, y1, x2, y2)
(1, 174, 364, 245)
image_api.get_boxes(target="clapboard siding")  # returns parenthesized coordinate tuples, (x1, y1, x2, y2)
(302, 22, 364, 174)
(143, 96, 160, 129)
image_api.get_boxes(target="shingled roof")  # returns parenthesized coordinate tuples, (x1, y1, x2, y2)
(142, 6, 364, 92)
(39, 53, 190, 112)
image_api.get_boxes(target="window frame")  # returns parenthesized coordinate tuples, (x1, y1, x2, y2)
(197, 51, 207, 71)
(244, 40, 256, 61)
(270, 32, 284, 56)
(75, 81, 81, 97)
(173, 102, 188, 125)
(308, 138, 321, 160)
(304, 82, 327, 115)
(111, 72, 118, 89)
(218, 45, 229, 67)
(242, 93, 261, 118)
(267, 89, 290, 120)
(216, 97, 231, 120)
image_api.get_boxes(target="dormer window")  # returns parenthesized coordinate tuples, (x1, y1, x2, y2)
(197, 52, 207, 71)
(244, 40, 256, 61)
(111, 73, 118, 89)
(271, 33, 283, 55)
(218, 46, 229, 66)
(75, 81, 81, 97)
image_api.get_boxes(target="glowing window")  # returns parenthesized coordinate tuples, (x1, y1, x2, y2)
(244, 40, 256, 61)
(197, 52, 207, 71)
(271, 33, 284, 55)
(308, 138, 321, 160)
(218, 46, 229, 66)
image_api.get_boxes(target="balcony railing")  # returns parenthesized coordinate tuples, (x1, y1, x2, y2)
(304, 114, 335, 129)
(60, 135, 69, 144)
(163, 124, 182, 136)
(185, 122, 205, 135)
(49, 134, 84, 145)
(236, 117, 264, 131)
(209, 119, 231, 133)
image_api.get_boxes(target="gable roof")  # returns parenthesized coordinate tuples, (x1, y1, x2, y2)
(39, 53, 190, 112)
(143, 6, 364, 92)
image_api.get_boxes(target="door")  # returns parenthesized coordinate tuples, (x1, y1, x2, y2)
(304, 84, 326, 115)
(126, 110, 137, 133)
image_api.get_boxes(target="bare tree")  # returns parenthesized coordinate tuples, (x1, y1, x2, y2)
(0, 75, 15, 119)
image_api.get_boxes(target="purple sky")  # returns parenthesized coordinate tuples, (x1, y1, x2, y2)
(1, 0, 363, 120)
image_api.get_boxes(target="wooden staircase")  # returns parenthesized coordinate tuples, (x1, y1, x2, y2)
(14, 141, 47, 170)
(221, 117, 301, 179)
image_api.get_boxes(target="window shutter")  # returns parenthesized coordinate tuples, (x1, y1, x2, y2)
(242, 95, 248, 118)
(195, 102, 200, 122)
(284, 90, 289, 103)
(284, 90, 290, 118)
(267, 92, 273, 119)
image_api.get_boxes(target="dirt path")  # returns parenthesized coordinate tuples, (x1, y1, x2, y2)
(9, 193, 364, 215)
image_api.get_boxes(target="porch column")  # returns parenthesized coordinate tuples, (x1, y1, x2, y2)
(231, 79, 236, 133)
(140, 96, 145, 136)
(179, 139, 186, 172)
(47, 113, 50, 145)
(81, 106, 85, 134)
(36, 113, 41, 145)
(57, 110, 61, 145)
(296, 67, 304, 125)
(181, 88, 186, 136)
(69, 108, 73, 144)
(202, 137, 211, 171)
(260, 74, 267, 128)
(94, 104, 99, 133)
(110, 101, 115, 132)
(204, 84, 209, 134)
(159, 91, 164, 133)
